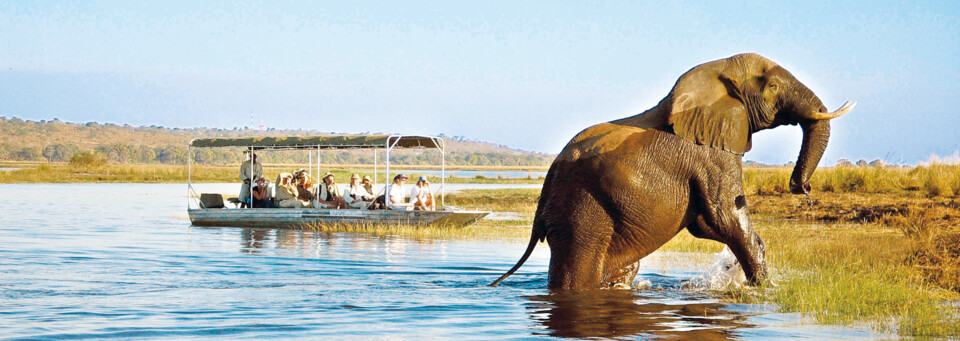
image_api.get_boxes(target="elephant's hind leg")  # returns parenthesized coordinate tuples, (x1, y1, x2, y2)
(545, 195, 618, 289)
(601, 261, 639, 289)
(547, 228, 612, 289)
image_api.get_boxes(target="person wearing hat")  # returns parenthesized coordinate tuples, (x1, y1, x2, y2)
(344, 173, 376, 208)
(410, 176, 435, 211)
(316, 172, 346, 208)
(361, 175, 374, 195)
(293, 170, 316, 203)
(238, 152, 263, 208)
(276, 173, 307, 208)
(387, 174, 409, 209)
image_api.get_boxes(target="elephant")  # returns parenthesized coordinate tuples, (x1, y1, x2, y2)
(491, 53, 854, 290)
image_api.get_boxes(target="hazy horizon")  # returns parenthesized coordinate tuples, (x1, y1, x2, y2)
(6, 115, 960, 167)
(2, 1, 958, 164)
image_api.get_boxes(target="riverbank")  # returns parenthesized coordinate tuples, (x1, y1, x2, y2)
(0, 161, 547, 184)
(315, 187, 959, 337)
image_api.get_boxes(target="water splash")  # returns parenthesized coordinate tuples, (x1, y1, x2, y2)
(682, 247, 746, 291)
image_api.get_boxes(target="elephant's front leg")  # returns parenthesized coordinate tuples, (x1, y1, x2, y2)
(691, 194, 767, 285)
(727, 198, 767, 285)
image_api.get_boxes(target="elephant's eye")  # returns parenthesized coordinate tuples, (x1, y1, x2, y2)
(768, 83, 779, 93)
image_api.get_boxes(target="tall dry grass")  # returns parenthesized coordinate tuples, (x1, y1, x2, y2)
(742, 165, 960, 197)
(756, 221, 960, 336)
(888, 207, 960, 293)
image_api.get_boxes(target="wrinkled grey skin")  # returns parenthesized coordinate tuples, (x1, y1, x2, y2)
(492, 53, 853, 290)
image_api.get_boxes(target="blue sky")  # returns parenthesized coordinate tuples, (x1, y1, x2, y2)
(1, 1, 958, 164)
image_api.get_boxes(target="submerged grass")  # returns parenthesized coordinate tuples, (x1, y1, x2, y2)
(444, 188, 540, 215)
(297, 189, 540, 242)
(299, 219, 532, 242)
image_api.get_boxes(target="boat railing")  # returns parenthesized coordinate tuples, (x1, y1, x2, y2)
(187, 184, 202, 209)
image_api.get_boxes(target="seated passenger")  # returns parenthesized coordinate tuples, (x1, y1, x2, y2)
(410, 176, 435, 211)
(387, 174, 409, 210)
(316, 172, 347, 209)
(251, 178, 274, 208)
(344, 173, 376, 208)
(362, 175, 375, 195)
(276, 173, 309, 208)
(293, 170, 316, 203)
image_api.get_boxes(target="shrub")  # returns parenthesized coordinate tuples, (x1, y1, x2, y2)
(69, 151, 108, 168)
(915, 165, 959, 197)
(895, 206, 960, 292)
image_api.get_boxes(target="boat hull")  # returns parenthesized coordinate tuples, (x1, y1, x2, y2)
(188, 208, 489, 228)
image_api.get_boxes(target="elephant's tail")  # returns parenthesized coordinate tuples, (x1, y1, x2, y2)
(489, 231, 540, 287)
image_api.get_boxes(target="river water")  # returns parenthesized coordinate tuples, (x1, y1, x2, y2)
(0, 184, 883, 339)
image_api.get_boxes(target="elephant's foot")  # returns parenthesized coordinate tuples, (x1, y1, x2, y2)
(601, 262, 640, 289)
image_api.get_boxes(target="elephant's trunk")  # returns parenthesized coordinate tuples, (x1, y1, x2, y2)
(790, 119, 830, 194)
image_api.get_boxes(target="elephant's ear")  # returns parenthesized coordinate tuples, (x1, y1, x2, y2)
(666, 58, 752, 154)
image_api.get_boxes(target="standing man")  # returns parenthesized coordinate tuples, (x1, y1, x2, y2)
(238, 152, 263, 208)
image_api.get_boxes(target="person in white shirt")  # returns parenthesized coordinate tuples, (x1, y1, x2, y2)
(387, 174, 409, 210)
(238, 152, 263, 208)
(344, 173, 376, 208)
(410, 176, 435, 211)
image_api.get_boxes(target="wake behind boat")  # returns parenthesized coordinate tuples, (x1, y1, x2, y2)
(186, 134, 490, 228)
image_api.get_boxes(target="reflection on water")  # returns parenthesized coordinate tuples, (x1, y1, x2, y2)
(0, 184, 885, 339)
(528, 290, 751, 339)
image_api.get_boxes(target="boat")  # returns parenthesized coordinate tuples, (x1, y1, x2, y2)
(186, 134, 491, 228)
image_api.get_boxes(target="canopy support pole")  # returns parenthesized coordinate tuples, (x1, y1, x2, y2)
(439, 138, 445, 208)
(251, 147, 257, 208)
(385, 144, 391, 202)
(187, 146, 192, 209)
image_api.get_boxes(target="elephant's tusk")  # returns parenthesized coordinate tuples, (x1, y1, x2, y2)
(805, 101, 856, 120)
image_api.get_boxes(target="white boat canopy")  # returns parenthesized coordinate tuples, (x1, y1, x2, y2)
(190, 134, 442, 150)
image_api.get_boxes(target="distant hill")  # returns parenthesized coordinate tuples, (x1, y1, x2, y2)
(0, 117, 554, 167)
